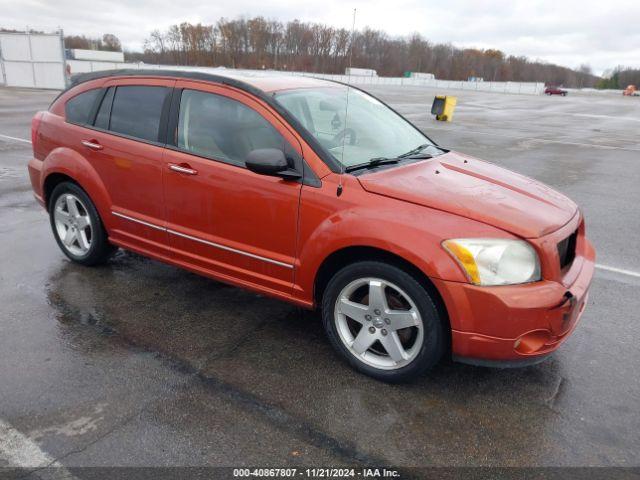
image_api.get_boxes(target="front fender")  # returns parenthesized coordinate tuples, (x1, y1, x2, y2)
(294, 175, 516, 304)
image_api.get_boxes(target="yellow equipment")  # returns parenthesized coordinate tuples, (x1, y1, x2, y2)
(431, 95, 457, 122)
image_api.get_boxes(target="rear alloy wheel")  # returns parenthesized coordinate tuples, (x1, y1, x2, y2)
(49, 182, 115, 265)
(53, 193, 93, 257)
(322, 261, 445, 382)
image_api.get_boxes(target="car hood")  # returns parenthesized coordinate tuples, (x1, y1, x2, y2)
(357, 151, 577, 238)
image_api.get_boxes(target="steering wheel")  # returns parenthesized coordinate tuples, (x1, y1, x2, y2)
(332, 128, 357, 146)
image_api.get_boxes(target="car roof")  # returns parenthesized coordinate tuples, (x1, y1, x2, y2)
(199, 70, 339, 92)
(69, 67, 340, 94)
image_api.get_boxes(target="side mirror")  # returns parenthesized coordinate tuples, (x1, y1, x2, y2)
(245, 149, 301, 180)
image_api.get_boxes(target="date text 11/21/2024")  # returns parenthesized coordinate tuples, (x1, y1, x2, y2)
(232, 467, 401, 477)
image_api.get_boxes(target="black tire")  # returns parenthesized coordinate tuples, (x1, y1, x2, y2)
(321, 261, 445, 382)
(49, 181, 116, 266)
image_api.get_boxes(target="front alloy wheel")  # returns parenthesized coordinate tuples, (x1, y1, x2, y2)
(335, 277, 423, 370)
(322, 261, 445, 382)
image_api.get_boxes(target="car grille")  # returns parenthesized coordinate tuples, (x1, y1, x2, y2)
(557, 230, 578, 270)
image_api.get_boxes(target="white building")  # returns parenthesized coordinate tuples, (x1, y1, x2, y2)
(345, 67, 377, 77)
(67, 49, 125, 63)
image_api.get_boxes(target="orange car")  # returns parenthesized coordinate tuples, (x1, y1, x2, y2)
(623, 85, 638, 96)
(28, 70, 595, 381)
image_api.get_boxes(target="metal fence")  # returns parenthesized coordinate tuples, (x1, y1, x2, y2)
(65, 61, 546, 95)
(289, 72, 545, 95)
(0, 31, 66, 89)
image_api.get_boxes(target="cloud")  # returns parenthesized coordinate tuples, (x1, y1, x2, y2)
(1, 0, 638, 74)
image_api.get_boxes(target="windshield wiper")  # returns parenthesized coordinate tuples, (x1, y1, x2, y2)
(397, 143, 431, 158)
(344, 149, 437, 173)
(398, 143, 450, 159)
(344, 157, 400, 173)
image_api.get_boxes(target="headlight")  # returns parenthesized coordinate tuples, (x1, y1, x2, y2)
(442, 238, 541, 286)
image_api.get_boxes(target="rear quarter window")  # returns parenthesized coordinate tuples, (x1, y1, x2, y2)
(65, 89, 101, 125)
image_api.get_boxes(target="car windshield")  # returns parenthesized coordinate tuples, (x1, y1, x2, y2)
(275, 86, 438, 168)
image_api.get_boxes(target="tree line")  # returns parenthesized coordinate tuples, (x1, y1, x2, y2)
(132, 18, 599, 88)
(58, 17, 640, 89)
(64, 34, 122, 52)
(596, 66, 640, 89)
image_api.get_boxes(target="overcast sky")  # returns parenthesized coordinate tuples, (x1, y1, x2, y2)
(2, 0, 639, 75)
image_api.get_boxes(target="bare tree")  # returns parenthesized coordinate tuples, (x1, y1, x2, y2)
(102, 34, 122, 52)
(132, 17, 601, 88)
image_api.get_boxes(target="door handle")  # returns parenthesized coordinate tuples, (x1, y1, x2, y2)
(169, 164, 198, 175)
(81, 139, 103, 150)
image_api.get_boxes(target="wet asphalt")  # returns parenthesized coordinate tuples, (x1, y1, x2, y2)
(0, 85, 639, 471)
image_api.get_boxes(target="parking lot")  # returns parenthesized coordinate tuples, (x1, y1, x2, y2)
(1, 84, 639, 473)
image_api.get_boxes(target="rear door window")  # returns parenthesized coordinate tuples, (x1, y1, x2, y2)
(65, 89, 101, 125)
(176, 89, 285, 166)
(109, 86, 170, 143)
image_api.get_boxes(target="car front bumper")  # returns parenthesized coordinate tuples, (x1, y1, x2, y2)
(433, 236, 595, 365)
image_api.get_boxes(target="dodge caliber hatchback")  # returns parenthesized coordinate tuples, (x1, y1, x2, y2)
(29, 69, 595, 382)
